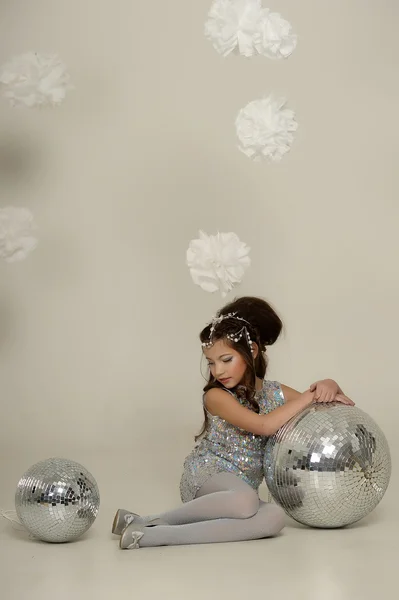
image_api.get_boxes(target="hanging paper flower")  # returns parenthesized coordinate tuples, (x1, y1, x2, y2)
(0, 52, 72, 108)
(235, 95, 298, 161)
(204, 0, 296, 59)
(204, 0, 262, 57)
(186, 230, 251, 297)
(254, 8, 297, 59)
(0, 207, 38, 263)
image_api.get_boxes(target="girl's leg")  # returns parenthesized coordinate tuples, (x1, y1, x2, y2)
(144, 472, 260, 525)
(121, 501, 285, 548)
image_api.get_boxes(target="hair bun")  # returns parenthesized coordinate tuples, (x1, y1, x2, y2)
(218, 296, 283, 347)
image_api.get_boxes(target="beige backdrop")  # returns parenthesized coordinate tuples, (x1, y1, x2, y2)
(0, 0, 397, 515)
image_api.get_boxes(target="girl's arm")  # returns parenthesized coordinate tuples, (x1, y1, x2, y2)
(280, 384, 301, 403)
(205, 383, 355, 437)
(283, 380, 352, 404)
(205, 387, 315, 437)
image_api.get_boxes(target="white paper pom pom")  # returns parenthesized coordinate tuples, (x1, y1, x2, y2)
(254, 8, 297, 59)
(204, 1, 296, 59)
(0, 52, 72, 108)
(204, 0, 262, 57)
(186, 230, 251, 297)
(0, 207, 38, 263)
(235, 95, 298, 162)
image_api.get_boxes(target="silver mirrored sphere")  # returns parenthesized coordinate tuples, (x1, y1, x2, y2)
(15, 457, 100, 543)
(264, 403, 391, 528)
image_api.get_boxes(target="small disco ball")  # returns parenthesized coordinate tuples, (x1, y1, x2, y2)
(15, 457, 100, 543)
(264, 403, 391, 528)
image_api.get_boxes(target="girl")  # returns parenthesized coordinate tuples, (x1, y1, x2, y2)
(113, 296, 354, 549)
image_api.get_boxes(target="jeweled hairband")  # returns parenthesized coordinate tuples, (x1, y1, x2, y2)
(201, 312, 254, 353)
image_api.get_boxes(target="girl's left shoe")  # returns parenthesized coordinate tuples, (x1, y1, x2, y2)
(120, 523, 146, 550)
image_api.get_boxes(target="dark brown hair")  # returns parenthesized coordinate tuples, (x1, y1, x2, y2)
(195, 296, 283, 441)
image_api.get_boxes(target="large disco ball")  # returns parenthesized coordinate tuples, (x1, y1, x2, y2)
(15, 457, 100, 543)
(264, 403, 391, 528)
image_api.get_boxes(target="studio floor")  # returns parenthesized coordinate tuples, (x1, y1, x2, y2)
(0, 484, 397, 600)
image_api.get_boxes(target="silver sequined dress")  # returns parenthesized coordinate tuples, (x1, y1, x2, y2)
(179, 380, 285, 503)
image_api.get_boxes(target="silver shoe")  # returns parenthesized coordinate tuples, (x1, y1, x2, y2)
(112, 509, 141, 535)
(112, 508, 168, 535)
(120, 524, 146, 550)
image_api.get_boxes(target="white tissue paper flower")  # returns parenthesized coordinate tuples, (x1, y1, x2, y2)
(204, 0, 262, 57)
(254, 8, 297, 58)
(186, 230, 251, 296)
(235, 95, 298, 162)
(0, 207, 38, 263)
(0, 52, 72, 108)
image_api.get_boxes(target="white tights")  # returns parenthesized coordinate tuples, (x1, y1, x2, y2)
(137, 472, 285, 547)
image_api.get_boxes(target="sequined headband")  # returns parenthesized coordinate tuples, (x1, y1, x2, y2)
(201, 312, 254, 353)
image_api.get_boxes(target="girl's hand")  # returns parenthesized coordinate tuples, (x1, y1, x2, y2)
(309, 379, 339, 402)
(309, 379, 355, 406)
(333, 393, 355, 406)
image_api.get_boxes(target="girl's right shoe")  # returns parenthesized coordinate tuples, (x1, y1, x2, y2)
(112, 509, 167, 535)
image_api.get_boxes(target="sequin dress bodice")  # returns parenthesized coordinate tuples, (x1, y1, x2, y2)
(180, 380, 285, 503)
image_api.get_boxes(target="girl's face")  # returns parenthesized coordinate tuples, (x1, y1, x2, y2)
(204, 339, 248, 389)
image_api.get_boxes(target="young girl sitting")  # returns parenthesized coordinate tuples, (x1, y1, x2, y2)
(113, 296, 354, 549)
